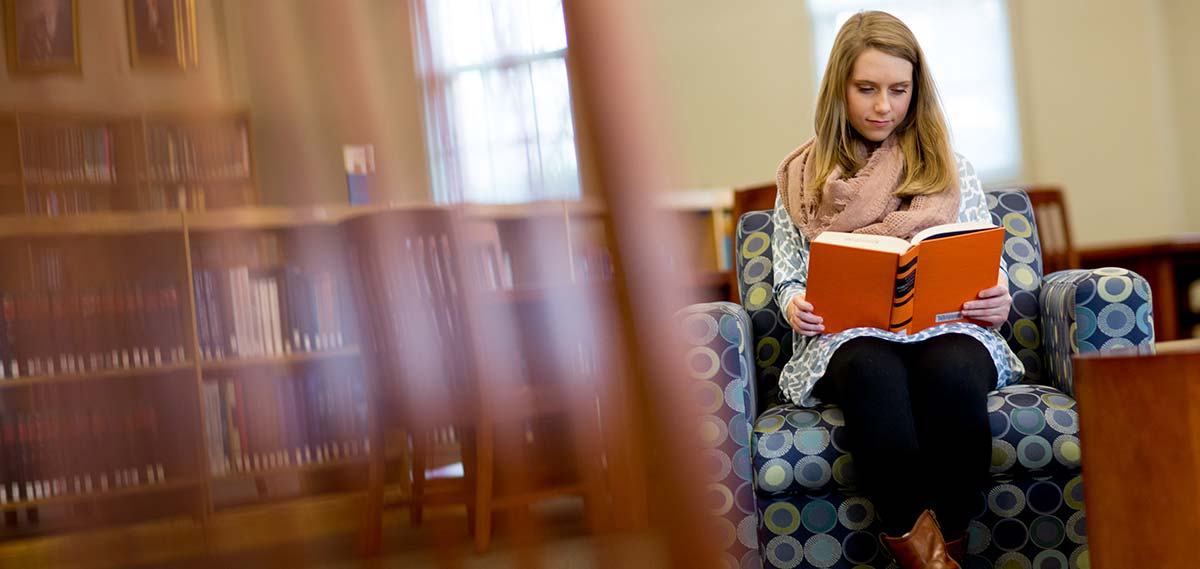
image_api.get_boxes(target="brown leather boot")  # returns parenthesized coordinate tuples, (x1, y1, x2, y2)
(879, 510, 961, 569)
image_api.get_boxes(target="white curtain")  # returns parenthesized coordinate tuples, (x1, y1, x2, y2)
(412, 0, 581, 204)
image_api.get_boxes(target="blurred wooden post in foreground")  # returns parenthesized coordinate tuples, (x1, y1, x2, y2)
(563, 2, 723, 568)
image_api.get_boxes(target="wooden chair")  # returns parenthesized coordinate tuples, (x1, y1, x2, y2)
(349, 206, 612, 554)
(729, 183, 777, 303)
(345, 208, 487, 554)
(1011, 185, 1079, 275)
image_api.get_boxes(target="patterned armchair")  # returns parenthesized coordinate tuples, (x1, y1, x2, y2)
(677, 188, 1154, 568)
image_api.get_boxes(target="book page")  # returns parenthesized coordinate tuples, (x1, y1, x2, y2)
(910, 220, 998, 245)
(812, 231, 910, 255)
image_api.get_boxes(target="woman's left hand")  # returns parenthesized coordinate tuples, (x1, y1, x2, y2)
(962, 270, 1012, 327)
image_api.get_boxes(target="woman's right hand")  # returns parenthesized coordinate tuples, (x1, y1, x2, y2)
(786, 294, 825, 336)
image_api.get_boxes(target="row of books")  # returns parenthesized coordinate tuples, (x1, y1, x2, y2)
(474, 245, 615, 290)
(573, 248, 614, 282)
(19, 125, 115, 186)
(136, 183, 249, 212)
(144, 122, 251, 182)
(25, 187, 114, 217)
(0, 401, 168, 505)
(193, 266, 346, 361)
(22, 184, 252, 217)
(0, 284, 188, 380)
(201, 373, 368, 475)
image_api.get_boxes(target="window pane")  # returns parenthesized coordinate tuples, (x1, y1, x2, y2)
(426, 0, 567, 70)
(807, 0, 1022, 181)
(417, 0, 580, 203)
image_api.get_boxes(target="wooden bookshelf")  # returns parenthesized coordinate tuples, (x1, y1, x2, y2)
(0, 110, 255, 217)
(0, 108, 371, 539)
(0, 478, 204, 513)
(0, 197, 644, 545)
(213, 456, 370, 483)
(0, 362, 195, 390)
(199, 347, 361, 372)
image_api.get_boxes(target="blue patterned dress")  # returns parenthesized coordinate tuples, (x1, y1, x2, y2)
(773, 155, 1023, 407)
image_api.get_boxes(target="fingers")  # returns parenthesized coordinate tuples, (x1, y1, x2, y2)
(787, 296, 824, 336)
(976, 285, 1008, 299)
(791, 296, 814, 313)
(963, 295, 1009, 312)
(789, 312, 824, 335)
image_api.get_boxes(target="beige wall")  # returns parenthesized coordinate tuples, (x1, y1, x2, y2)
(641, 0, 1199, 247)
(224, 0, 429, 206)
(1163, 0, 1200, 233)
(0, 0, 235, 110)
(638, 1, 815, 192)
(1010, 0, 1183, 246)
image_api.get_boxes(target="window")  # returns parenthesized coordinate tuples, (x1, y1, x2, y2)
(411, 0, 581, 204)
(808, 0, 1022, 182)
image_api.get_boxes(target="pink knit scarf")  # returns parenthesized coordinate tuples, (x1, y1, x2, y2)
(776, 136, 960, 241)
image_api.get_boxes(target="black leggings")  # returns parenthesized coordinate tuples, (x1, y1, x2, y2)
(813, 334, 997, 538)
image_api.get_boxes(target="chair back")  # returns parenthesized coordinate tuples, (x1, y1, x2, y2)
(1023, 186, 1078, 275)
(985, 188, 1048, 384)
(344, 208, 480, 430)
(733, 207, 792, 411)
(729, 183, 777, 303)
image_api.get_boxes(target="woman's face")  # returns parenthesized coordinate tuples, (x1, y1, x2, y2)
(844, 48, 914, 143)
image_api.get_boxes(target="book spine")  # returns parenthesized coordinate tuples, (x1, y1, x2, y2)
(203, 271, 225, 360)
(267, 278, 284, 356)
(889, 249, 919, 334)
(195, 271, 212, 361)
(202, 382, 223, 474)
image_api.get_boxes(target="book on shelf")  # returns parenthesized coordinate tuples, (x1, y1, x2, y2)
(25, 186, 115, 216)
(0, 282, 187, 380)
(201, 372, 368, 476)
(19, 123, 115, 186)
(193, 265, 347, 361)
(805, 220, 1004, 334)
(0, 390, 168, 505)
(145, 120, 250, 182)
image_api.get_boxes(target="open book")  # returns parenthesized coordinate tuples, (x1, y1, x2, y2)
(805, 220, 1004, 334)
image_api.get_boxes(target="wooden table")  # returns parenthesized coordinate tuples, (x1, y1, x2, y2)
(1080, 235, 1200, 341)
(1074, 338, 1200, 568)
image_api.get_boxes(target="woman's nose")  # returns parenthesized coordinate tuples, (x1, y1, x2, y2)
(874, 93, 891, 114)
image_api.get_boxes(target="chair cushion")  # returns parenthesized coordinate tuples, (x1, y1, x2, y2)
(752, 384, 1080, 496)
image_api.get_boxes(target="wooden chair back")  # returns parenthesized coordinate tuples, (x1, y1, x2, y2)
(1022, 186, 1079, 275)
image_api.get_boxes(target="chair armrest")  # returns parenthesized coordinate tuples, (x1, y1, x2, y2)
(675, 301, 761, 565)
(1040, 268, 1155, 397)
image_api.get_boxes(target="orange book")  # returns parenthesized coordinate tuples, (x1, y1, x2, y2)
(805, 221, 1004, 335)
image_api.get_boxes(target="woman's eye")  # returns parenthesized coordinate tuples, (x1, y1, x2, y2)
(858, 87, 874, 94)
(890, 89, 908, 95)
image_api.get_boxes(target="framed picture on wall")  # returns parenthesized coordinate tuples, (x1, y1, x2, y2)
(125, 0, 197, 70)
(4, 0, 81, 74)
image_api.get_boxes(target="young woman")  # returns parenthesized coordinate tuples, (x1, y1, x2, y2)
(772, 11, 1020, 568)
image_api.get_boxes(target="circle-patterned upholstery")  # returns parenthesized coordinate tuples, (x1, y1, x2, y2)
(678, 302, 763, 569)
(756, 472, 1087, 569)
(1041, 267, 1155, 395)
(986, 189, 1047, 385)
(735, 210, 793, 412)
(752, 384, 1081, 496)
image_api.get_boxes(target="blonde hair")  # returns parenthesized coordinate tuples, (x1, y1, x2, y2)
(809, 11, 955, 197)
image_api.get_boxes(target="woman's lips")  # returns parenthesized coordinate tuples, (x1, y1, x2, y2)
(867, 119, 891, 127)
